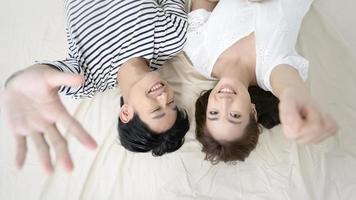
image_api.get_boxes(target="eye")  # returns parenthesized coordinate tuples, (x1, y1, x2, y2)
(230, 112, 241, 118)
(152, 106, 161, 113)
(168, 100, 175, 106)
(209, 111, 219, 115)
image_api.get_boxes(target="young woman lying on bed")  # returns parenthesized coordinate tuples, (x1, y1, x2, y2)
(186, 0, 338, 163)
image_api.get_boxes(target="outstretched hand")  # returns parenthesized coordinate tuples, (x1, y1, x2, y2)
(278, 88, 338, 144)
(0, 65, 97, 174)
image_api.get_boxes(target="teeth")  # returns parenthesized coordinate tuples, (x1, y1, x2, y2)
(149, 83, 164, 93)
(219, 88, 235, 94)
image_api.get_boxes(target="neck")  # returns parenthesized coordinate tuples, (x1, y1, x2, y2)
(117, 58, 150, 102)
(212, 58, 257, 88)
(211, 32, 257, 87)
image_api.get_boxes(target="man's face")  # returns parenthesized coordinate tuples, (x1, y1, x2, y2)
(122, 71, 177, 133)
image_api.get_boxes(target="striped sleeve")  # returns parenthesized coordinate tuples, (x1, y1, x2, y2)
(37, 29, 86, 98)
(157, 0, 187, 19)
(37, 0, 188, 99)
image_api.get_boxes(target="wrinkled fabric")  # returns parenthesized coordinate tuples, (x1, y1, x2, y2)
(1, 0, 356, 200)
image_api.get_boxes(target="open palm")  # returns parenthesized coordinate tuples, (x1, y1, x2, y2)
(0, 65, 97, 173)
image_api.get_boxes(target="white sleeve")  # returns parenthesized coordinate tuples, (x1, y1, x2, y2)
(183, 9, 214, 78)
(255, 0, 313, 92)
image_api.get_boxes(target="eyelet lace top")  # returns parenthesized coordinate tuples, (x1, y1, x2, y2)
(184, 0, 312, 92)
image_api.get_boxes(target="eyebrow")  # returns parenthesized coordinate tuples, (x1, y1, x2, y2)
(207, 117, 242, 125)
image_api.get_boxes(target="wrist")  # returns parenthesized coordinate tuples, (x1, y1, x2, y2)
(279, 86, 310, 100)
(4, 64, 56, 89)
(28, 64, 58, 72)
(4, 70, 25, 88)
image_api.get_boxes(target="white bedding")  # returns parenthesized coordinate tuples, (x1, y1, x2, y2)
(1, 0, 356, 199)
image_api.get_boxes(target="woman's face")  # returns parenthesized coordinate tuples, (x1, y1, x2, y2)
(206, 79, 255, 141)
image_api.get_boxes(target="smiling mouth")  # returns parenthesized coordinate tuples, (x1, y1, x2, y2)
(148, 82, 165, 94)
(218, 87, 236, 95)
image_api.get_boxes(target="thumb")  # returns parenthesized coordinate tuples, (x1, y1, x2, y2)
(279, 98, 304, 138)
(46, 70, 84, 88)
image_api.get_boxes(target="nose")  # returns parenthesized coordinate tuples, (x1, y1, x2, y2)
(156, 92, 168, 108)
(215, 93, 233, 101)
(214, 94, 232, 116)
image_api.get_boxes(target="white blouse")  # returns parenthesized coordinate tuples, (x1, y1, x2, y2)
(184, 0, 312, 92)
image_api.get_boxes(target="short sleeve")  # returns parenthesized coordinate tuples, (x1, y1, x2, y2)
(184, 9, 214, 78)
(255, 0, 313, 92)
(157, 0, 187, 20)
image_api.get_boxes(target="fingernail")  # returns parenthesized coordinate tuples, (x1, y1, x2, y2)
(88, 141, 97, 150)
(45, 166, 54, 175)
(65, 163, 74, 172)
(16, 163, 23, 170)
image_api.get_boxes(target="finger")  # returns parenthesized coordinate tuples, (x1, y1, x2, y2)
(15, 135, 27, 170)
(298, 113, 337, 144)
(279, 100, 304, 139)
(57, 109, 97, 150)
(30, 133, 54, 174)
(312, 132, 332, 144)
(292, 104, 323, 142)
(46, 70, 84, 88)
(28, 113, 52, 134)
(312, 114, 338, 144)
(295, 118, 325, 144)
(2, 108, 31, 136)
(323, 114, 338, 135)
(303, 104, 323, 127)
(295, 129, 319, 144)
(46, 124, 74, 172)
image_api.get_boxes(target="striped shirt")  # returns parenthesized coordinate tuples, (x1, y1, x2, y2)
(39, 0, 188, 98)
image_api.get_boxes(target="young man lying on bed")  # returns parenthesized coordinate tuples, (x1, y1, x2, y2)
(0, 0, 190, 174)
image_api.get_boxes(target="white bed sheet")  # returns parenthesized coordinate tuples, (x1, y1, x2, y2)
(1, 0, 356, 199)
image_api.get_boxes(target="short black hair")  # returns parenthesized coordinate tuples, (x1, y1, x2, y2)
(118, 97, 190, 156)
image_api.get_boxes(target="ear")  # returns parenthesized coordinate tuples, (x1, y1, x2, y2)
(119, 104, 134, 124)
(252, 103, 258, 121)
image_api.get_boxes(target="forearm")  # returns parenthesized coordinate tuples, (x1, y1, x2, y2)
(270, 64, 309, 99)
(157, 0, 187, 18)
(191, 0, 218, 12)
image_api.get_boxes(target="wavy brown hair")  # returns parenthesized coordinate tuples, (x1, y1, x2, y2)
(195, 87, 280, 164)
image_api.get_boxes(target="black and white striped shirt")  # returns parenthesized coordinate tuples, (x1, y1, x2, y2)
(39, 0, 188, 98)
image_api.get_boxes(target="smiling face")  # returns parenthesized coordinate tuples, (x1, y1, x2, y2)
(120, 71, 177, 133)
(206, 79, 256, 141)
